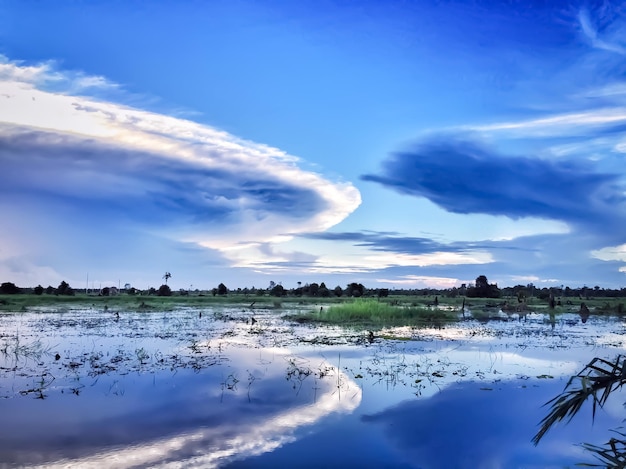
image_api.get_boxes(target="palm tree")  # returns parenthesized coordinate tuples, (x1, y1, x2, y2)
(163, 272, 171, 284)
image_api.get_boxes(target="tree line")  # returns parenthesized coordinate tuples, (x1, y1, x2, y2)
(2, 275, 626, 299)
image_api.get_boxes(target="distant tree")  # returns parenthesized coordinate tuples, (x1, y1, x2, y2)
(308, 283, 319, 297)
(377, 288, 389, 299)
(513, 285, 528, 303)
(100, 287, 111, 296)
(56, 281, 74, 296)
(217, 283, 228, 295)
(45, 285, 55, 295)
(147, 287, 157, 295)
(270, 284, 286, 297)
(467, 275, 500, 298)
(33, 285, 44, 295)
(318, 282, 330, 297)
(163, 272, 172, 284)
(538, 288, 551, 301)
(0, 282, 21, 294)
(346, 282, 365, 297)
(333, 286, 343, 297)
(157, 284, 172, 296)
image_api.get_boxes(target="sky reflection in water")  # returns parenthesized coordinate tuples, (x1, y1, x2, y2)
(1, 308, 625, 468)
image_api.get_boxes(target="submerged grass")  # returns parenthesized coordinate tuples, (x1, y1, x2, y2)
(297, 299, 459, 328)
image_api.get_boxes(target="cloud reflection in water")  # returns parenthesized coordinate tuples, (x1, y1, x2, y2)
(6, 349, 361, 469)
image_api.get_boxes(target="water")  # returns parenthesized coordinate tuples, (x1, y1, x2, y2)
(1, 307, 625, 468)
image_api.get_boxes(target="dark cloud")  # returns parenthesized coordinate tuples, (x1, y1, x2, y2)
(304, 230, 534, 256)
(361, 137, 626, 232)
(0, 126, 326, 227)
(301, 230, 626, 287)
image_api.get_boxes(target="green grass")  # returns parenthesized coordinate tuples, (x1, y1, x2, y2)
(1, 292, 624, 320)
(0, 293, 233, 312)
(0, 292, 352, 312)
(294, 299, 459, 328)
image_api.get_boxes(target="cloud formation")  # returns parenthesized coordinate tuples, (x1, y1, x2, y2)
(362, 137, 626, 235)
(0, 57, 361, 286)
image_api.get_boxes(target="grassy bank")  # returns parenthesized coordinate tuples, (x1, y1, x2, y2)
(0, 292, 351, 313)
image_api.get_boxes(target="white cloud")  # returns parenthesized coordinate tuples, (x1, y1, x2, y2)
(509, 275, 540, 283)
(0, 57, 361, 282)
(467, 108, 626, 137)
(376, 275, 460, 288)
(223, 237, 494, 275)
(592, 244, 626, 262)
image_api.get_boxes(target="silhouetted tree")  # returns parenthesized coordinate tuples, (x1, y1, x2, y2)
(163, 272, 171, 284)
(0, 282, 21, 294)
(346, 282, 365, 297)
(157, 284, 172, 296)
(33, 285, 44, 295)
(270, 284, 285, 297)
(333, 286, 343, 297)
(217, 283, 228, 295)
(56, 281, 74, 296)
(467, 275, 500, 298)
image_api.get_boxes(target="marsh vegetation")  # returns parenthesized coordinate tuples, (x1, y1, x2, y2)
(2, 284, 626, 467)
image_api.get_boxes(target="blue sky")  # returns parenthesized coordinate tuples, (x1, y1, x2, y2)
(0, 0, 625, 290)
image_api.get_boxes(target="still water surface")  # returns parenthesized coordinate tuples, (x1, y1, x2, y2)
(1, 306, 625, 468)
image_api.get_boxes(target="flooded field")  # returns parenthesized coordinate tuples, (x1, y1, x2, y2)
(1, 305, 626, 468)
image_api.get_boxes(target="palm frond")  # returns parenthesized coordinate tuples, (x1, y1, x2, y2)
(577, 429, 626, 467)
(532, 355, 626, 445)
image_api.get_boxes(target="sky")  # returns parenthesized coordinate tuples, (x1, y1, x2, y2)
(0, 0, 625, 291)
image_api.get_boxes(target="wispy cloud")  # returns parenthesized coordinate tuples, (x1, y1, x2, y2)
(578, 8, 626, 55)
(464, 108, 626, 139)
